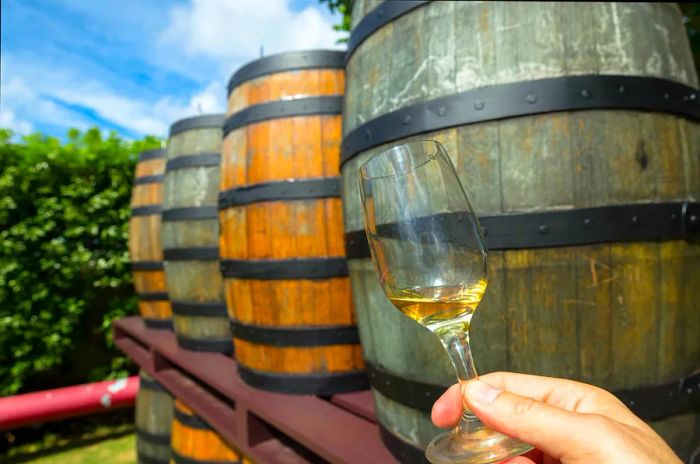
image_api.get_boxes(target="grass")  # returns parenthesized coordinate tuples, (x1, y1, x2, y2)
(2, 410, 136, 464)
(10, 433, 136, 464)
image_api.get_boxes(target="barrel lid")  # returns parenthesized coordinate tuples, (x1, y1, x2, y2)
(138, 148, 167, 161)
(227, 49, 345, 95)
(169, 114, 225, 137)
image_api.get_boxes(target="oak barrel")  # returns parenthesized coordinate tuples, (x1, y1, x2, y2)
(136, 371, 174, 464)
(170, 400, 241, 464)
(342, 1, 700, 461)
(130, 148, 172, 330)
(163, 114, 232, 353)
(220, 50, 367, 394)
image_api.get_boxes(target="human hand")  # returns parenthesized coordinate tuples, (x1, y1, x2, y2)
(431, 372, 681, 464)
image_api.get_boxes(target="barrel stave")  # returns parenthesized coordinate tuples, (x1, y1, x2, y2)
(228, 69, 344, 114)
(129, 216, 163, 261)
(135, 157, 166, 177)
(162, 220, 219, 249)
(168, 128, 222, 158)
(171, 400, 240, 463)
(165, 261, 223, 302)
(163, 168, 220, 209)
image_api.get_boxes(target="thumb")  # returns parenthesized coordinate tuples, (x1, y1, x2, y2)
(465, 379, 601, 460)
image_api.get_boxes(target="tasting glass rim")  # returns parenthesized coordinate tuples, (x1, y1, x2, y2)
(359, 140, 444, 180)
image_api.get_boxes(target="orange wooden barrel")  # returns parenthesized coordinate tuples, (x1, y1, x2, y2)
(220, 50, 367, 394)
(170, 400, 241, 464)
(130, 148, 172, 330)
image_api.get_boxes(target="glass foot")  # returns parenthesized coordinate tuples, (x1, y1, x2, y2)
(426, 425, 533, 464)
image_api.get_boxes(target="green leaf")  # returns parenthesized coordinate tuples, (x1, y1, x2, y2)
(0, 126, 159, 395)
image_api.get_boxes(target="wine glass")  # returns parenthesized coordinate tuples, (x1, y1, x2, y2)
(359, 140, 532, 464)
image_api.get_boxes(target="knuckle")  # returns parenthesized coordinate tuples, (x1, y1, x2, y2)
(586, 414, 614, 432)
(512, 397, 537, 416)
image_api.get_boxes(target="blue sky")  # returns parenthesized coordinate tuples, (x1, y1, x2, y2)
(1, 0, 344, 139)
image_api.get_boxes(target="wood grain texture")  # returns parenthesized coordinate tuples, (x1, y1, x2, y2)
(163, 124, 228, 348)
(130, 156, 170, 322)
(168, 128, 222, 158)
(134, 271, 171, 320)
(131, 184, 163, 207)
(162, 219, 219, 250)
(220, 64, 361, 384)
(129, 216, 163, 261)
(135, 158, 166, 177)
(162, 167, 220, 210)
(227, 69, 344, 114)
(345, 2, 696, 135)
(343, 1, 700, 455)
(136, 371, 173, 463)
(171, 400, 240, 462)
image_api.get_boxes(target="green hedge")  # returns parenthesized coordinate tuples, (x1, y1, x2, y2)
(0, 128, 161, 395)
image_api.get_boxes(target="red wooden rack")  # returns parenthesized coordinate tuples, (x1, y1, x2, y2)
(113, 316, 397, 464)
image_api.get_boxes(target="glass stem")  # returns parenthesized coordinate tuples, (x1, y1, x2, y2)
(435, 318, 483, 431)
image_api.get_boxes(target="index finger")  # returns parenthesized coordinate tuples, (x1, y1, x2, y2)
(477, 372, 642, 428)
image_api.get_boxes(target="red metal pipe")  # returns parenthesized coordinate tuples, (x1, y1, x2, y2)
(0, 376, 139, 431)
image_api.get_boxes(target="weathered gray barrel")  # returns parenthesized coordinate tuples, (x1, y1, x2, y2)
(342, 2, 700, 462)
(135, 371, 173, 464)
(162, 114, 232, 354)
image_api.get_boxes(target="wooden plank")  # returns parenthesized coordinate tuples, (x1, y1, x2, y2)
(423, 1, 456, 101)
(608, 243, 659, 390)
(331, 390, 376, 422)
(640, 113, 685, 201)
(656, 241, 686, 382)
(556, 2, 598, 75)
(493, 1, 567, 84)
(572, 245, 613, 385)
(504, 248, 579, 378)
(357, 21, 393, 134)
(680, 243, 700, 374)
(454, 1, 498, 92)
(498, 113, 574, 212)
(387, 3, 426, 114)
(114, 317, 398, 464)
(454, 123, 502, 215)
(679, 119, 700, 200)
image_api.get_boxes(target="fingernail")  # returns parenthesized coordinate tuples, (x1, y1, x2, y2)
(467, 380, 502, 405)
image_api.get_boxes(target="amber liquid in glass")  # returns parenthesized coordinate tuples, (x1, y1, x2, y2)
(387, 278, 488, 328)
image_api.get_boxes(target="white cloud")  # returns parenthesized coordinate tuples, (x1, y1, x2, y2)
(0, 109, 34, 135)
(1, 54, 226, 138)
(1, 70, 89, 134)
(1, 0, 343, 138)
(160, 0, 345, 79)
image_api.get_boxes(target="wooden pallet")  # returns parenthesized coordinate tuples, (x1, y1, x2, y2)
(114, 317, 397, 464)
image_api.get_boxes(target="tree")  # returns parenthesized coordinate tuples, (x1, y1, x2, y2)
(319, 0, 351, 43)
(0, 127, 160, 395)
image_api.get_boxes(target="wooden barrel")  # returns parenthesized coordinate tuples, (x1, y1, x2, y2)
(135, 371, 174, 464)
(130, 148, 172, 330)
(163, 114, 232, 354)
(342, 2, 700, 461)
(170, 400, 241, 464)
(220, 50, 367, 394)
